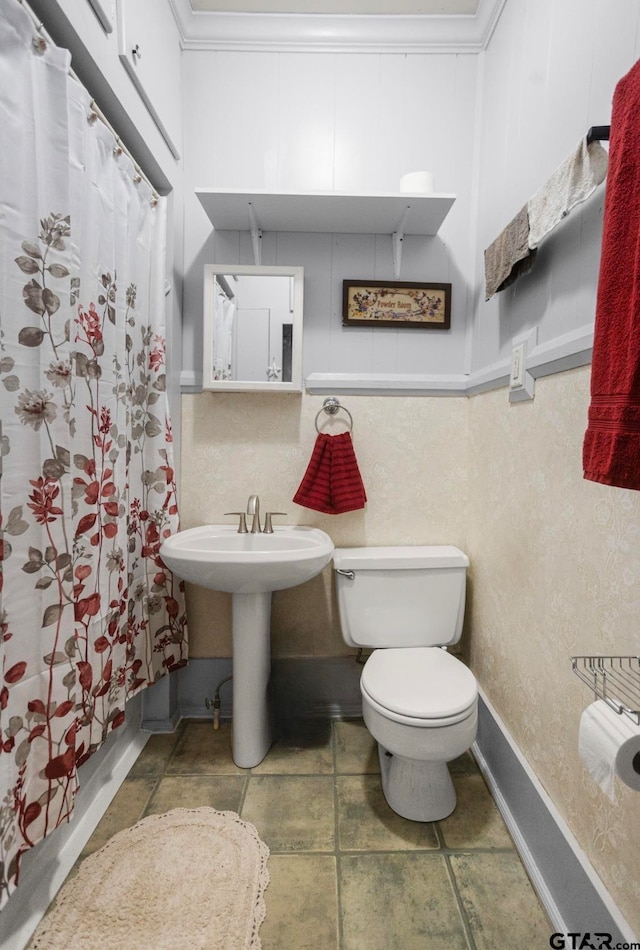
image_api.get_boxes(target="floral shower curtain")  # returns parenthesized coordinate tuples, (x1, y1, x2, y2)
(0, 2, 188, 906)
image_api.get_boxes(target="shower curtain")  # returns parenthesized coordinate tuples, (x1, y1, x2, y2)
(0, 2, 188, 906)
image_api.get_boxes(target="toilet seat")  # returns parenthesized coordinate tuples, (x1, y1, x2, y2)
(361, 647, 477, 726)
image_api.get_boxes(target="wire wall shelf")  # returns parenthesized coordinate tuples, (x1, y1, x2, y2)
(571, 656, 640, 725)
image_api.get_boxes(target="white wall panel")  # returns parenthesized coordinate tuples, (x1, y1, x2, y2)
(472, 0, 640, 376)
(333, 54, 405, 193)
(278, 53, 337, 191)
(181, 46, 478, 384)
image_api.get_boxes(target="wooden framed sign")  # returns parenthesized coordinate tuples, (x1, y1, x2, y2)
(342, 280, 451, 329)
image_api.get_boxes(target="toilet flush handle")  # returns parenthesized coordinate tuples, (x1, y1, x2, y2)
(336, 569, 355, 580)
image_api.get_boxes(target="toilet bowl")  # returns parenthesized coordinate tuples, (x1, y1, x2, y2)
(333, 546, 478, 822)
(361, 646, 477, 820)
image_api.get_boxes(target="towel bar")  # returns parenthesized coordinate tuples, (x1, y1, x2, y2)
(315, 396, 354, 433)
(586, 125, 611, 145)
(571, 655, 640, 725)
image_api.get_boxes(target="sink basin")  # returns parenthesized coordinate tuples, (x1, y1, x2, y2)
(160, 524, 334, 594)
(160, 522, 334, 768)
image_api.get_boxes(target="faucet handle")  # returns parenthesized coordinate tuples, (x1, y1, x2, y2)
(224, 512, 248, 533)
(263, 512, 287, 534)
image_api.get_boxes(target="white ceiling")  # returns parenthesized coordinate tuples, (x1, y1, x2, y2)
(190, 0, 478, 13)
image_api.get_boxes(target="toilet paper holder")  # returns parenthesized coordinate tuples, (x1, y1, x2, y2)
(571, 655, 640, 725)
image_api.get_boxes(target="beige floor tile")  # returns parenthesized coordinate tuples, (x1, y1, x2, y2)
(166, 720, 246, 775)
(126, 728, 183, 778)
(260, 854, 339, 950)
(438, 773, 514, 849)
(334, 719, 379, 774)
(80, 777, 157, 856)
(450, 851, 551, 950)
(340, 853, 470, 950)
(337, 775, 439, 851)
(54, 715, 554, 950)
(252, 720, 334, 775)
(144, 774, 246, 815)
(241, 775, 335, 852)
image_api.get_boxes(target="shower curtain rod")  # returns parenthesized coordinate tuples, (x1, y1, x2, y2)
(86, 98, 160, 204)
(17, 0, 159, 202)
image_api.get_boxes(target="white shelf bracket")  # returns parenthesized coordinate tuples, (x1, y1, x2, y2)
(247, 202, 262, 266)
(392, 205, 411, 279)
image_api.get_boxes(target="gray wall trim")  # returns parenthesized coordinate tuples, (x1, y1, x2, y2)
(465, 358, 511, 396)
(180, 369, 203, 393)
(527, 324, 593, 379)
(474, 688, 636, 943)
(179, 325, 589, 399)
(141, 656, 363, 731)
(304, 372, 470, 397)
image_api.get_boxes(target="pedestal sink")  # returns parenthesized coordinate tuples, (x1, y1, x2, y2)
(160, 524, 334, 767)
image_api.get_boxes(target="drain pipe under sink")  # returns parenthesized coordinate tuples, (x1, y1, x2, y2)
(205, 675, 233, 730)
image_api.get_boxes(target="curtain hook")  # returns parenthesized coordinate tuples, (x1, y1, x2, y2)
(32, 34, 47, 55)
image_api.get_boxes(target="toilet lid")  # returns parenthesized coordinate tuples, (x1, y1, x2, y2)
(361, 648, 477, 720)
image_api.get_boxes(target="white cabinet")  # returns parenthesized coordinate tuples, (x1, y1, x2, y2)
(116, 0, 182, 158)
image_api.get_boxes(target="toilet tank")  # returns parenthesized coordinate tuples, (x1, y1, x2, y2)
(333, 546, 469, 649)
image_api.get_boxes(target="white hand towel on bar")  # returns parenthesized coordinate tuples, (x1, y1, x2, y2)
(527, 138, 609, 249)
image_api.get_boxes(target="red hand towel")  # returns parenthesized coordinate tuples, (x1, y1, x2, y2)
(293, 432, 367, 514)
(583, 59, 640, 490)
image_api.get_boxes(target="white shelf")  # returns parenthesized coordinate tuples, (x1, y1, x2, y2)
(195, 188, 456, 236)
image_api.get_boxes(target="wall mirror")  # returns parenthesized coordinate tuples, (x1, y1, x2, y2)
(202, 264, 304, 392)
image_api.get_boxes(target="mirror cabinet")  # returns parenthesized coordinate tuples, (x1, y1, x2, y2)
(202, 264, 304, 392)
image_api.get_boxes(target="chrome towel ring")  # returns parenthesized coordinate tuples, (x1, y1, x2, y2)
(314, 396, 354, 433)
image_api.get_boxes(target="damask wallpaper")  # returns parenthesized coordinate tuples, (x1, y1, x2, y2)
(179, 391, 469, 656)
(467, 366, 640, 936)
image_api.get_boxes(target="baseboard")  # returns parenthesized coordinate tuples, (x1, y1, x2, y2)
(0, 701, 149, 950)
(141, 656, 364, 731)
(473, 688, 636, 943)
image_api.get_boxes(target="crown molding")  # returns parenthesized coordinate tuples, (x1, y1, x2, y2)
(169, 0, 506, 53)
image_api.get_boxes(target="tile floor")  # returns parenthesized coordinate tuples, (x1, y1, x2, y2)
(70, 718, 552, 949)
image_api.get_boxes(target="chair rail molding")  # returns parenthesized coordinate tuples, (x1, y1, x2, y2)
(183, 324, 593, 395)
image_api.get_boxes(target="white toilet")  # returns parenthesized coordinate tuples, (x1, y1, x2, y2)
(333, 545, 477, 822)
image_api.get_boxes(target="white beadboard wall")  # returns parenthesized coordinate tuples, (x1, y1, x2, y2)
(181, 49, 479, 385)
(472, 0, 640, 376)
(181, 1, 640, 391)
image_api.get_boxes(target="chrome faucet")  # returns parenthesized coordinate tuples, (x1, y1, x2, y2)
(246, 495, 261, 533)
(225, 496, 287, 533)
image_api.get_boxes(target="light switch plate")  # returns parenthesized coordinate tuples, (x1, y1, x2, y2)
(509, 330, 537, 403)
(510, 343, 526, 389)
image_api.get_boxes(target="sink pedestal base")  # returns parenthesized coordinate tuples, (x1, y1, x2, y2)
(231, 591, 272, 768)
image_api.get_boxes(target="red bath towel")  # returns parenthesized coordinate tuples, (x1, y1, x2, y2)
(293, 432, 367, 514)
(583, 59, 640, 490)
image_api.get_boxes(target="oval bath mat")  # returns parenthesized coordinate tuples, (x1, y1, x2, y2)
(30, 807, 270, 950)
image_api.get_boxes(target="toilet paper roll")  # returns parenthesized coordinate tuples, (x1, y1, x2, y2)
(578, 700, 640, 801)
(399, 171, 434, 194)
